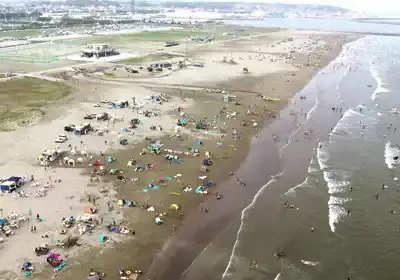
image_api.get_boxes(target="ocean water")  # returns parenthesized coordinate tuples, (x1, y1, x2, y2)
(182, 35, 400, 280)
(224, 18, 400, 34)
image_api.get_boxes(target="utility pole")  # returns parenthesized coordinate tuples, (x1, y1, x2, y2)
(130, 0, 135, 15)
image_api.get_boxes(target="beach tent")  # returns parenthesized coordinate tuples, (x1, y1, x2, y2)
(0, 218, 7, 226)
(154, 217, 163, 225)
(169, 204, 180, 211)
(84, 207, 96, 214)
(99, 235, 108, 243)
(23, 262, 32, 270)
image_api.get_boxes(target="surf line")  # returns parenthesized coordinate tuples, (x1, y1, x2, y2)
(180, 226, 228, 279)
(220, 173, 282, 279)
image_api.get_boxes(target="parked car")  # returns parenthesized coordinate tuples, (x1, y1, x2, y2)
(55, 137, 66, 143)
(84, 113, 97, 120)
(64, 125, 75, 132)
(96, 112, 109, 121)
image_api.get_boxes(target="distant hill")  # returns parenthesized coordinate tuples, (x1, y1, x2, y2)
(266, 3, 350, 13)
(162, 1, 351, 13)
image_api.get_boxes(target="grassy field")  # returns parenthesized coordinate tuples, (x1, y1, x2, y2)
(103, 72, 116, 77)
(123, 29, 210, 41)
(77, 29, 212, 45)
(0, 78, 72, 131)
(73, 25, 280, 46)
(0, 29, 42, 38)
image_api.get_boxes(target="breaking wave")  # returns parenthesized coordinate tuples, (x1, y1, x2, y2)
(220, 172, 283, 280)
(328, 195, 351, 232)
(384, 141, 400, 169)
(317, 143, 351, 232)
(370, 56, 389, 101)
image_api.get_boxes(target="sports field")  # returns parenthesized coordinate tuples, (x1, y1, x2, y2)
(0, 41, 81, 63)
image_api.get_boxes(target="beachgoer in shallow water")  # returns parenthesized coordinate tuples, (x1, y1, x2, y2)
(347, 209, 351, 215)
(376, 194, 379, 200)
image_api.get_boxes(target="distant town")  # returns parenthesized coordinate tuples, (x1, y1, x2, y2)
(0, 0, 363, 31)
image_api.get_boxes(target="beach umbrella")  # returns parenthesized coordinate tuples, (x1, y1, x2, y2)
(169, 204, 180, 211)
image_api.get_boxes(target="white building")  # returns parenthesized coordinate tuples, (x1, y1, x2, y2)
(81, 44, 117, 58)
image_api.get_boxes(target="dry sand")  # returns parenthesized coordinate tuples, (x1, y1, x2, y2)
(0, 80, 193, 278)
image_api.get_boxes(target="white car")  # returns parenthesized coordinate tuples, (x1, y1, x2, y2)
(58, 134, 68, 140)
(94, 103, 101, 107)
(55, 138, 66, 143)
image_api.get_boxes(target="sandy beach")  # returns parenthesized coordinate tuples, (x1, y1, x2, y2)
(0, 26, 351, 280)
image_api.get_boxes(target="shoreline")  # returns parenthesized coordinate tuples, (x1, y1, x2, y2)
(141, 34, 355, 279)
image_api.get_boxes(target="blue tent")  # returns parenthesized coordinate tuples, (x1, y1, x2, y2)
(23, 262, 32, 269)
(0, 218, 7, 226)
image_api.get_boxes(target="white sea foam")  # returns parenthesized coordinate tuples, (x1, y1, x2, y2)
(328, 195, 351, 205)
(324, 171, 350, 194)
(316, 143, 329, 170)
(328, 202, 347, 232)
(281, 178, 309, 197)
(370, 56, 389, 100)
(331, 109, 358, 135)
(273, 273, 282, 280)
(317, 140, 351, 232)
(301, 260, 320, 266)
(282, 154, 319, 197)
(326, 187, 350, 232)
(221, 172, 283, 280)
(306, 99, 319, 121)
(384, 141, 400, 169)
